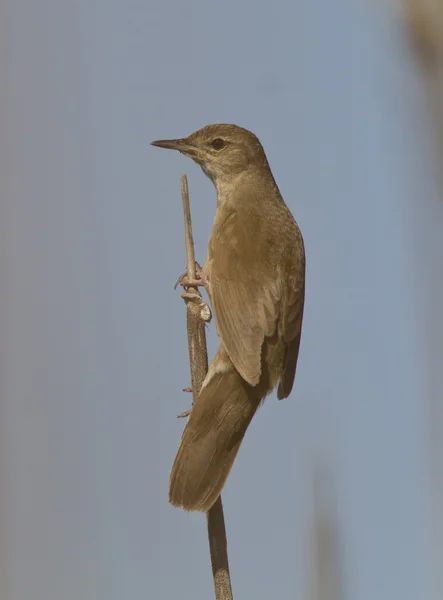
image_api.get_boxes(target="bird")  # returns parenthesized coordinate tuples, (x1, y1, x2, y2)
(151, 124, 305, 512)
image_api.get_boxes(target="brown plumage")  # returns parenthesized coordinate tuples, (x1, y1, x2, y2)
(152, 124, 305, 512)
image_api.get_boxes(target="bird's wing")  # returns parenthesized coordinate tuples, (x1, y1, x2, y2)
(207, 204, 305, 390)
(206, 211, 281, 387)
(209, 267, 280, 387)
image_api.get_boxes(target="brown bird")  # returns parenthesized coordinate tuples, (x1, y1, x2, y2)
(152, 124, 305, 512)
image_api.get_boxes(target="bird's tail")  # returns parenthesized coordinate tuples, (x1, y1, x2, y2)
(169, 353, 262, 512)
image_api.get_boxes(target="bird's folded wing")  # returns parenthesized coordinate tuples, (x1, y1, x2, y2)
(207, 205, 305, 390)
(208, 265, 281, 387)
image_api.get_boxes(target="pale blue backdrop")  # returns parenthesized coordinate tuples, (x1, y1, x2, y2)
(1, 1, 442, 599)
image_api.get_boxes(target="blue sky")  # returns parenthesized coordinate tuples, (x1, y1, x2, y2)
(2, 1, 442, 599)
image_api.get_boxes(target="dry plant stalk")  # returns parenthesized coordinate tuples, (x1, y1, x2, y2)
(401, 1, 443, 594)
(403, 0, 443, 68)
(179, 174, 233, 600)
(402, 0, 443, 170)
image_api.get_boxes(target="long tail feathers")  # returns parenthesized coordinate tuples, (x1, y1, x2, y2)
(169, 362, 261, 512)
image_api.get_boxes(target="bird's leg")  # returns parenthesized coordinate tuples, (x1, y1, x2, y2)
(175, 261, 211, 419)
(174, 261, 206, 290)
(181, 290, 212, 323)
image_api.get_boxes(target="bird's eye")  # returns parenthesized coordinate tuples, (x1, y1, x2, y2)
(211, 138, 227, 150)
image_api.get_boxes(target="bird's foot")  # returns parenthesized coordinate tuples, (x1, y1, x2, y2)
(174, 261, 206, 290)
(176, 389, 193, 418)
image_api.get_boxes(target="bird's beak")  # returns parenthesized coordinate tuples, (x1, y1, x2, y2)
(151, 137, 195, 155)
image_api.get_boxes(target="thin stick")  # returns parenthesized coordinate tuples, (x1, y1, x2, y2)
(179, 174, 233, 600)
(181, 175, 197, 280)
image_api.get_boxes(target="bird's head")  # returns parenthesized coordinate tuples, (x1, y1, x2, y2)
(151, 124, 269, 184)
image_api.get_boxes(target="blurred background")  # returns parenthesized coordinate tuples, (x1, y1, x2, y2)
(1, 1, 442, 599)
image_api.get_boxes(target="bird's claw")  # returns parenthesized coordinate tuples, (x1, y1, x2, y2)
(174, 261, 205, 290)
(177, 409, 192, 419)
